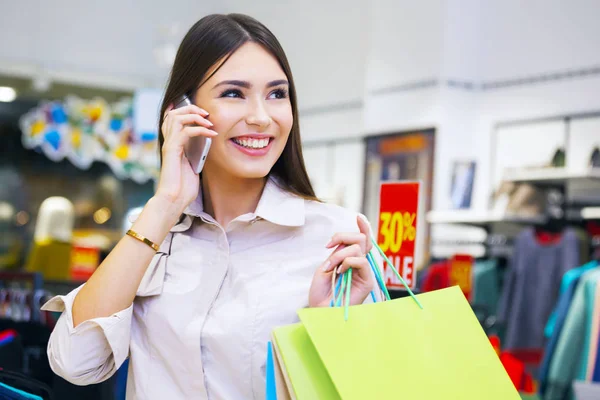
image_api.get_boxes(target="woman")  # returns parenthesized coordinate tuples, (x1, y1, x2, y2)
(43, 13, 377, 399)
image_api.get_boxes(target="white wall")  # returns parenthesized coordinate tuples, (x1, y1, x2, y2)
(0, 0, 369, 111)
(223, 0, 370, 111)
(473, 0, 600, 82)
(0, 0, 216, 89)
(366, 0, 444, 91)
(3, 0, 600, 219)
(299, 0, 600, 266)
(359, 0, 600, 213)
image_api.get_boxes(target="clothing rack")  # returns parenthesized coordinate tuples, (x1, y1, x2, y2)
(431, 234, 514, 259)
(0, 272, 83, 326)
(0, 272, 43, 293)
(0, 272, 45, 324)
(0, 271, 119, 400)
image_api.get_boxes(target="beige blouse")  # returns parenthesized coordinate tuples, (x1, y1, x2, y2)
(42, 178, 379, 399)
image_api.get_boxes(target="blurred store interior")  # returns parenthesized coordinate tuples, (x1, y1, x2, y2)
(1, 0, 600, 399)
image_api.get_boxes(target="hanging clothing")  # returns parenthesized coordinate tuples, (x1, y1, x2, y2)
(497, 227, 580, 351)
(42, 177, 381, 400)
(472, 259, 501, 315)
(0, 382, 43, 400)
(420, 261, 451, 292)
(577, 271, 600, 382)
(539, 261, 598, 396)
(545, 269, 600, 400)
(545, 261, 598, 339)
(594, 321, 600, 381)
(586, 278, 600, 381)
(416, 264, 431, 291)
(592, 275, 600, 382)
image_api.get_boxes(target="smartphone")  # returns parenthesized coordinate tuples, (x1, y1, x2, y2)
(174, 95, 212, 174)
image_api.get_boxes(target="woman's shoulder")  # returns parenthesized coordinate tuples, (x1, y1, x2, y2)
(303, 199, 368, 234)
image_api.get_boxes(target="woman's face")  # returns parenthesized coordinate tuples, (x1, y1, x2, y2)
(194, 42, 293, 181)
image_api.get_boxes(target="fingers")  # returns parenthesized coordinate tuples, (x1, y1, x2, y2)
(181, 125, 218, 138)
(161, 102, 217, 158)
(163, 113, 213, 135)
(165, 104, 208, 118)
(176, 113, 214, 128)
(325, 215, 374, 254)
(322, 244, 362, 272)
(161, 126, 218, 155)
(357, 215, 374, 253)
(326, 233, 367, 254)
(336, 256, 370, 277)
(162, 105, 213, 141)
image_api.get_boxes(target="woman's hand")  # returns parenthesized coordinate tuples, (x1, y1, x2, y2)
(308, 216, 376, 308)
(154, 104, 218, 215)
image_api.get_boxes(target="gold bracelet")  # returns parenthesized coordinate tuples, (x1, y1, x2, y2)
(126, 229, 159, 251)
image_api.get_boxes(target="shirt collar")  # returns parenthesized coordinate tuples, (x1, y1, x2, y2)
(183, 176, 305, 227)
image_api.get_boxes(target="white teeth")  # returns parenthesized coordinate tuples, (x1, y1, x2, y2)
(233, 138, 269, 149)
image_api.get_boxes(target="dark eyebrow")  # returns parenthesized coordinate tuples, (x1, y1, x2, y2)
(213, 80, 251, 89)
(212, 79, 289, 90)
(267, 79, 289, 88)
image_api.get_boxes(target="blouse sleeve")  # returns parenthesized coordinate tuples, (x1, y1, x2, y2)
(42, 213, 192, 385)
(42, 218, 184, 385)
(42, 284, 134, 386)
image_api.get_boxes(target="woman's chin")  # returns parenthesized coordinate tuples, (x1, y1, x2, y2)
(236, 167, 273, 180)
(220, 163, 273, 180)
(223, 155, 279, 180)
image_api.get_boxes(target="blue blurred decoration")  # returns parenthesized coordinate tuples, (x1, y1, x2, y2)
(110, 118, 123, 132)
(141, 132, 157, 142)
(45, 130, 61, 150)
(51, 105, 67, 124)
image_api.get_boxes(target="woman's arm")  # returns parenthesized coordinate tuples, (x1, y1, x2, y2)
(71, 195, 180, 326)
(44, 199, 179, 385)
(72, 103, 216, 326)
(45, 104, 216, 385)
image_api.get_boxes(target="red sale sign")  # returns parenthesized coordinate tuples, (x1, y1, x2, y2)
(377, 181, 420, 289)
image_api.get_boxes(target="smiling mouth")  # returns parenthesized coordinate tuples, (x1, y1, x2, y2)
(231, 137, 272, 149)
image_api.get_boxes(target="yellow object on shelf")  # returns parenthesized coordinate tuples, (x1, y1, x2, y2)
(25, 196, 75, 280)
(24, 239, 72, 280)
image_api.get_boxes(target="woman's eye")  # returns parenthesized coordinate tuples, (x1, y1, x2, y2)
(269, 88, 288, 100)
(220, 89, 243, 98)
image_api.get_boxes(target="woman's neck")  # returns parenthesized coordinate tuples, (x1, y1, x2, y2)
(201, 171, 267, 228)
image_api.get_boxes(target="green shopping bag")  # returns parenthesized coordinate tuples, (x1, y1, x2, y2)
(269, 286, 520, 399)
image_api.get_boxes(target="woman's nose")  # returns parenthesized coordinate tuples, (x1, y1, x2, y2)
(245, 98, 272, 129)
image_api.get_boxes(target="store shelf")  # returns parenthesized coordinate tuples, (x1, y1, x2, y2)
(426, 210, 547, 227)
(581, 207, 600, 220)
(502, 167, 600, 185)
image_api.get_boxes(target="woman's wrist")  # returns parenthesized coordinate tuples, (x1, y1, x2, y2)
(128, 195, 184, 247)
(146, 195, 185, 227)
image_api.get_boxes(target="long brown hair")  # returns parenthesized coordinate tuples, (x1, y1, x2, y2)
(158, 13, 318, 201)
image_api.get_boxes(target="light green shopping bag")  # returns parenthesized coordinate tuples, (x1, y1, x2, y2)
(271, 286, 520, 399)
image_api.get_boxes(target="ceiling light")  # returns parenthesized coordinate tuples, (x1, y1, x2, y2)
(0, 87, 17, 102)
